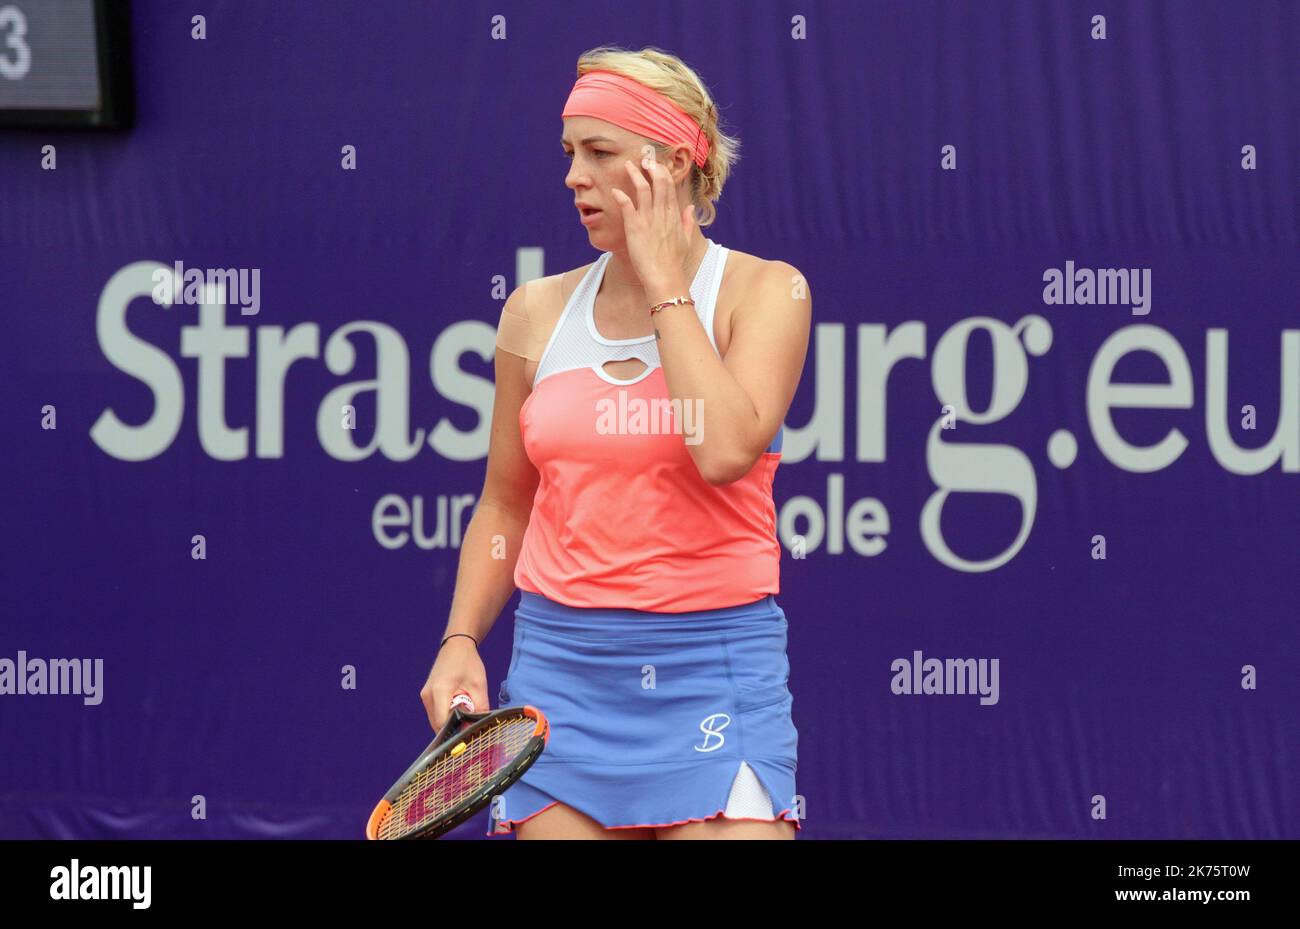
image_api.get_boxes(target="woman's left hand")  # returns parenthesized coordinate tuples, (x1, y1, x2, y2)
(610, 155, 697, 293)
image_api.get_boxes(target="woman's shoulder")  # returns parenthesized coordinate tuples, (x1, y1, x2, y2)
(714, 246, 809, 353)
(721, 244, 803, 286)
(527, 259, 601, 325)
(717, 245, 808, 315)
(497, 260, 600, 372)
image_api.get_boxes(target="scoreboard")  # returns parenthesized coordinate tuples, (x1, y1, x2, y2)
(0, 0, 132, 128)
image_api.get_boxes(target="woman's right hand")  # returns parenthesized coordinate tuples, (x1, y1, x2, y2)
(420, 638, 489, 731)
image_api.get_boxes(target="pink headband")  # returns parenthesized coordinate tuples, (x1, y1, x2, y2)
(561, 70, 710, 169)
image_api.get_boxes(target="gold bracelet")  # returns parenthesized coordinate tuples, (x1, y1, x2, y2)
(648, 296, 695, 316)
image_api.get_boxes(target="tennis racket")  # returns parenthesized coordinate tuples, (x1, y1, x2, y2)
(365, 691, 549, 840)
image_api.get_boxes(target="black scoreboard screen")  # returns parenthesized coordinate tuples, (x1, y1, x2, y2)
(0, 0, 133, 128)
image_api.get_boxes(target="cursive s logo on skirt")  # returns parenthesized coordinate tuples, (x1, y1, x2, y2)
(694, 713, 732, 752)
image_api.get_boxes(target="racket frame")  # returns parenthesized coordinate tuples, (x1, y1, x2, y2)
(365, 703, 548, 840)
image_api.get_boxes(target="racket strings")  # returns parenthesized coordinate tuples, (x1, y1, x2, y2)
(378, 714, 537, 839)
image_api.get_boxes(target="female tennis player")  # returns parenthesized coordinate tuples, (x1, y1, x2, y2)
(420, 46, 811, 839)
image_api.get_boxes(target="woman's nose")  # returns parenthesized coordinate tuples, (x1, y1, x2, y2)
(565, 160, 587, 188)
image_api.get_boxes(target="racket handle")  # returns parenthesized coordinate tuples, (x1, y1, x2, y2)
(449, 691, 475, 713)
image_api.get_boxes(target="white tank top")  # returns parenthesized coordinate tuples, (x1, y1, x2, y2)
(532, 238, 729, 389)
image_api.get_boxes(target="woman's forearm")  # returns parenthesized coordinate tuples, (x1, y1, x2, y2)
(648, 273, 763, 483)
(439, 498, 531, 646)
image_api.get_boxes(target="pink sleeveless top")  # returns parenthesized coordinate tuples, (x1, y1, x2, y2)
(513, 239, 783, 613)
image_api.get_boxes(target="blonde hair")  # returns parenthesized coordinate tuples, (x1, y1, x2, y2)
(573, 45, 740, 228)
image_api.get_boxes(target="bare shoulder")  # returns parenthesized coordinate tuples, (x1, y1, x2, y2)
(720, 245, 766, 283)
(716, 247, 810, 356)
(737, 248, 807, 292)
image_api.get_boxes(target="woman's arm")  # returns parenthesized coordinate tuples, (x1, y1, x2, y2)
(440, 330, 539, 643)
(652, 260, 812, 484)
(422, 286, 540, 727)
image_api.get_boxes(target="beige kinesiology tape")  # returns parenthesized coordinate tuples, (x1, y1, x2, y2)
(494, 284, 546, 362)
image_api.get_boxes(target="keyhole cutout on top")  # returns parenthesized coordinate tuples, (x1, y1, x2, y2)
(602, 358, 649, 381)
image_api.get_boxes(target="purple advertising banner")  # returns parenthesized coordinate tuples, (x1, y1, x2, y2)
(0, 0, 1296, 839)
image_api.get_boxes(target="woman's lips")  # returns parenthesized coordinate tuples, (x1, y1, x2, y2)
(580, 207, 602, 225)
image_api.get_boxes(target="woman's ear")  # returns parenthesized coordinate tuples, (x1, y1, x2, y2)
(676, 144, 696, 185)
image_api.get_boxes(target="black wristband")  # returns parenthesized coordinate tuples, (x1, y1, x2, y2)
(440, 632, 479, 648)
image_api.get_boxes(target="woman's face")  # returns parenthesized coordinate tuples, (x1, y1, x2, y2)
(561, 116, 688, 247)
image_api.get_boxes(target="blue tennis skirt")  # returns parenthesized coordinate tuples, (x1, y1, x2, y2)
(486, 589, 801, 836)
